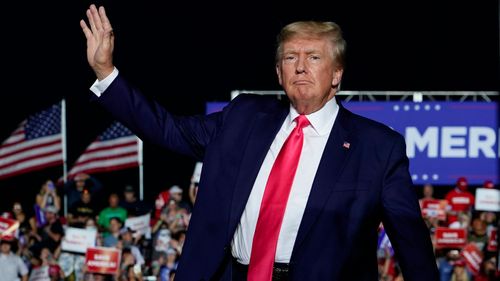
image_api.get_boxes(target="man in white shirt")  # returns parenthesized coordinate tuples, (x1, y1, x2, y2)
(0, 239, 28, 281)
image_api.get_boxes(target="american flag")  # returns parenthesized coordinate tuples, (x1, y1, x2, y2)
(67, 121, 140, 178)
(0, 103, 63, 179)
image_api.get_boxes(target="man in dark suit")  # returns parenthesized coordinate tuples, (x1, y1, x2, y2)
(81, 5, 439, 280)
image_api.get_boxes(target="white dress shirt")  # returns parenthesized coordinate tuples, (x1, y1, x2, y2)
(90, 70, 339, 264)
(231, 97, 338, 264)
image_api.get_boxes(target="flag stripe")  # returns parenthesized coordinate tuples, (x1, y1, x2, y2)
(2, 132, 25, 146)
(0, 147, 62, 170)
(69, 162, 139, 178)
(0, 160, 63, 180)
(0, 138, 61, 162)
(83, 139, 138, 154)
(0, 134, 61, 156)
(71, 151, 138, 167)
(68, 155, 138, 176)
(73, 145, 138, 163)
(0, 154, 63, 178)
(86, 136, 138, 150)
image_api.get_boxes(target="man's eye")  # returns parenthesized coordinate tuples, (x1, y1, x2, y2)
(284, 55, 296, 61)
(310, 55, 320, 60)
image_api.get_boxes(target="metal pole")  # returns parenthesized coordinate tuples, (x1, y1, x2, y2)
(138, 137, 144, 201)
(61, 99, 68, 216)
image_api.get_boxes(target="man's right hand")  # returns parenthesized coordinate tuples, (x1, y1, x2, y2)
(80, 4, 115, 80)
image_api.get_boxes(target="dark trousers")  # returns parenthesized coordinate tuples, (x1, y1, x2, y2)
(231, 258, 290, 281)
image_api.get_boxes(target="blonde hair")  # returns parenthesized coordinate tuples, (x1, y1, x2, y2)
(276, 21, 346, 68)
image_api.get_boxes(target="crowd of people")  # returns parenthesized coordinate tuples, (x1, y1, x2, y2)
(378, 177, 499, 281)
(0, 171, 498, 281)
(0, 172, 198, 281)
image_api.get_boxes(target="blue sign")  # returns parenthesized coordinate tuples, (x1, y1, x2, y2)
(343, 102, 498, 185)
(207, 101, 499, 185)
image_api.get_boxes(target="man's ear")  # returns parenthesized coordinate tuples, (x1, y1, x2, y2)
(332, 68, 343, 87)
(276, 63, 283, 86)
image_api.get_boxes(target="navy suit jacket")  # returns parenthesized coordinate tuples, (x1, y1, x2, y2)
(95, 74, 439, 281)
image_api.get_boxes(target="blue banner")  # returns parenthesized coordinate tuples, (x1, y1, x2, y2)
(343, 102, 498, 185)
(207, 101, 498, 185)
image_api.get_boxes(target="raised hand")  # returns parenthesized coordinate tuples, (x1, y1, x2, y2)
(80, 4, 115, 80)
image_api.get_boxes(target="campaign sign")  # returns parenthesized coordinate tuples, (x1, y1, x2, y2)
(85, 247, 121, 275)
(343, 102, 498, 185)
(475, 188, 500, 212)
(488, 228, 497, 252)
(461, 243, 483, 275)
(61, 227, 97, 254)
(0, 216, 19, 240)
(435, 227, 467, 248)
(421, 199, 448, 221)
(125, 213, 151, 239)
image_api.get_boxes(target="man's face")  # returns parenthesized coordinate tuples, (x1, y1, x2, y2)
(276, 36, 343, 115)
(109, 194, 119, 207)
(0, 242, 10, 254)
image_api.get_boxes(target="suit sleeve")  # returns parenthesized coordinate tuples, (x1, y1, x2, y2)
(92, 74, 223, 161)
(380, 134, 439, 281)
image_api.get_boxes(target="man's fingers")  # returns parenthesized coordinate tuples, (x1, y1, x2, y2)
(99, 6, 113, 32)
(80, 20, 93, 40)
(90, 4, 103, 31)
(87, 8, 97, 35)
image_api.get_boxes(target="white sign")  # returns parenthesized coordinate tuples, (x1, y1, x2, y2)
(192, 162, 203, 183)
(125, 213, 151, 239)
(61, 227, 97, 254)
(475, 188, 500, 212)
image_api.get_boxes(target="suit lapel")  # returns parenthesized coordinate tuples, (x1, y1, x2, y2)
(227, 105, 289, 240)
(291, 106, 357, 258)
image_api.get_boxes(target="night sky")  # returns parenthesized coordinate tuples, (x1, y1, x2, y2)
(0, 1, 498, 211)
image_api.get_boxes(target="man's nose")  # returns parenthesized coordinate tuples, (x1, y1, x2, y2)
(295, 56, 307, 74)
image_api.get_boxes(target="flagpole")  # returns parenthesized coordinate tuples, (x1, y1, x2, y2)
(61, 99, 68, 216)
(138, 137, 144, 201)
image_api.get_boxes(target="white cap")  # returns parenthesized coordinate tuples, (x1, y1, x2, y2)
(169, 185, 182, 194)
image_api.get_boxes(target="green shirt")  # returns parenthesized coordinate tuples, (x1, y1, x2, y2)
(98, 207, 127, 229)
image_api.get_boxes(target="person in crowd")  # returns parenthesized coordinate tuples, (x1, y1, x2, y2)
(419, 183, 435, 205)
(474, 257, 499, 281)
(81, 5, 439, 280)
(103, 217, 123, 247)
(97, 193, 127, 231)
(0, 239, 28, 281)
(32, 180, 61, 229)
(468, 216, 488, 252)
(119, 185, 150, 217)
(450, 259, 471, 281)
(67, 188, 97, 228)
(119, 227, 145, 266)
(445, 177, 475, 225)
(159, 248, 178, 281)
(64, 173, 103, 209)
(168, 185, 191, 212)
(438, 249, 462, 281)
(153, 186, 172, 225)
(36, 180, 61, 213)
(30, 206, 64, 254)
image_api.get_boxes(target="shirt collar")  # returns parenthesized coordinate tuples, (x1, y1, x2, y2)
(288, 96, 339, 136)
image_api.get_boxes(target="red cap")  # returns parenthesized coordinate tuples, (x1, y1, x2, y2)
(49, 264, 61, 276)
(484, 180, 494, 189)
(456, 177, 468, 191)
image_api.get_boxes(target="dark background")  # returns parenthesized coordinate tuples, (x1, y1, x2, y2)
(0, 1, 498, 213)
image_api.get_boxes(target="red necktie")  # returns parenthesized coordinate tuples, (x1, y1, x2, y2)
(247, 115, 310, 281)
